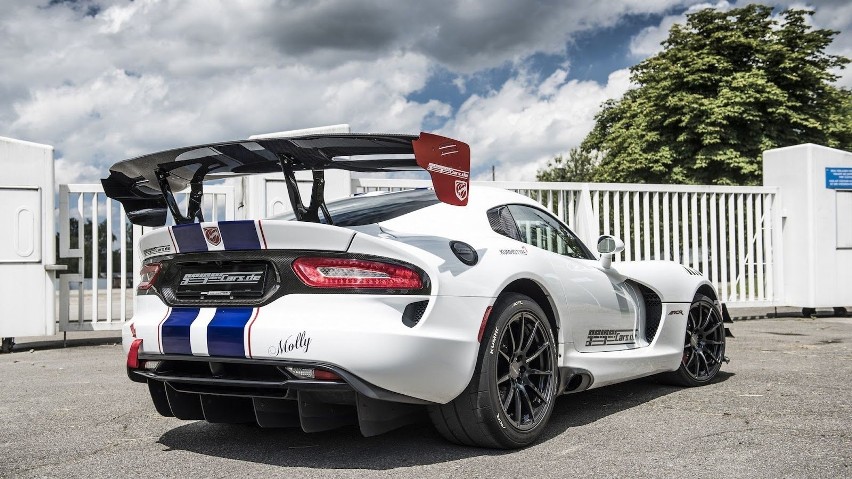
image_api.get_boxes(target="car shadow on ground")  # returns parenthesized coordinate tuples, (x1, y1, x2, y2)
(157, 372, 733, 469)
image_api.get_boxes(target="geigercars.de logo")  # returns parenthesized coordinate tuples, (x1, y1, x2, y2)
(180, 272, 263, 286)
(426, 162, 469, 179)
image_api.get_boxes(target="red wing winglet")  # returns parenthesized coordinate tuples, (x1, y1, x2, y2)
(412, 132, 471, 206)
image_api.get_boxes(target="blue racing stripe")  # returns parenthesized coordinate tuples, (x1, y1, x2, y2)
(207, 308, 254, 357)
(172, 224, 207, 252)
(161, 308, 200, 355)
(219, 221, 261, 250)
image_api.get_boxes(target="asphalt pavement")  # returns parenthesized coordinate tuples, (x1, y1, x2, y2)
(1, 315, 850, 478)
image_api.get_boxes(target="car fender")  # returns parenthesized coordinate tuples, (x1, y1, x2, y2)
(611, 260, 715, 303)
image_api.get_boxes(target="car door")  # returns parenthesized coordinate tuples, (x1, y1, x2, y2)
(502, 204, 642, 352)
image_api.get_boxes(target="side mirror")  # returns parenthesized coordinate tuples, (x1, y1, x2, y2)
(597, 235, 624, 269)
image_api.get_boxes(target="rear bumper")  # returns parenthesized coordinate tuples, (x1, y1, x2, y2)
(130, 353, 433, 405)
(125, 293, 493, 403)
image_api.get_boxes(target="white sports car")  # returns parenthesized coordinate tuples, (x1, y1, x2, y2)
(103, 132, 731, 448)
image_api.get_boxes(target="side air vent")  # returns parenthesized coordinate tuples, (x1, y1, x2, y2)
(402, 300, 429, 327)
(635, 283, 662, 343)
(682, 266, 703, 276)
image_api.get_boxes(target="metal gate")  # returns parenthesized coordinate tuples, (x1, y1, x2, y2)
(57, 184, 235, 331)
(52, 177, 782, 331)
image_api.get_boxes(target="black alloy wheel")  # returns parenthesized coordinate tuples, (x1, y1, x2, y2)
(665, 294, 726, 386)
(428, 293, 558, 448)
(495, 310, 555, 430)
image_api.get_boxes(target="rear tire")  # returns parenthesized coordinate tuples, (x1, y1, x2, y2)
(663, 294, 726, 387)
(428, 293, 558, 448)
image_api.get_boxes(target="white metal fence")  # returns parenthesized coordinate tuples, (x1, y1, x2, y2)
(53, 178, 781, 330)
(353, 179, 782, 307)
(56, 184, 235, 331)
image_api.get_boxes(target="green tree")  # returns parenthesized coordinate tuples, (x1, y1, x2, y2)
(584, 4, 851, 185)
(536, 147, 600, 182)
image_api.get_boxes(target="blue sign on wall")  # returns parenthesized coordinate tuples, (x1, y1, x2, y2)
(826, 168, 852, 189)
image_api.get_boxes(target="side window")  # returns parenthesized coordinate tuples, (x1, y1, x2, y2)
(506, 205, 591, 259)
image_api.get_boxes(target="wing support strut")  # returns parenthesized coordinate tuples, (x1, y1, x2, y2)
(279, 159, 334, 225)
(155, 167, 205, 225)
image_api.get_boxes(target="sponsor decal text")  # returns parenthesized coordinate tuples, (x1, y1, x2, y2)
(180, 272, 263, 286)
(426, 162, 469, 179)
(499, 246, 528, 255)
(586, 329, 635, 347)
(142, 245, 172, 257)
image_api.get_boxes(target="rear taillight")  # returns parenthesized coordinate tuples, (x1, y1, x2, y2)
(138, 263, 162, 290)
(292, 257, 423, 289)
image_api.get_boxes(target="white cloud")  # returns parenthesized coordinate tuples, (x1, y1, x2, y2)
(441, 69, 632, 181)
(0, 0, 848, 189)
(54, 157, 100, 186)
(629, 2, 732, 57)
(806, 1, 852, 88)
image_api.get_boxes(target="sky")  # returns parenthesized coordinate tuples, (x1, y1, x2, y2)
(0, 0, 850, 185)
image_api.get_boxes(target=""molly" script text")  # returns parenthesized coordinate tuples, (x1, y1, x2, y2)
(268, 331, 312, 356)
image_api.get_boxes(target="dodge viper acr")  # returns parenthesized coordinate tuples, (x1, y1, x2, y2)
(103, 132, 731, 448)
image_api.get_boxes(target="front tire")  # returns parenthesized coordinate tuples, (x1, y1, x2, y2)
(428, 293, 558, 448)
(663, 294, 726, 387)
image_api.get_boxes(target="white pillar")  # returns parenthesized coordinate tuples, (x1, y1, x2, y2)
(763, 143, 852, 308)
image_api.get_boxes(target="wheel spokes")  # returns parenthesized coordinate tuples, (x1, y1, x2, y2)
(527, 343, 549, 363)
(707, 351, 722, 365)
(704, 322, 722, 335)
(514, 385, 523, 422)
(502, 384, 515, 411)
(495, 309, 555, 430)
(698, 351, 709, 374)
(517, 314, 525, 351)
(685, 350, 697, 369)
(522, 321, 539, 355)
(499, 350, 512, 363)
(519, 386, 535, 419)
(525, 378, 547, 402)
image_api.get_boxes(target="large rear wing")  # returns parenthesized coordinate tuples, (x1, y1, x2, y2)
(101, 132, 470, 226)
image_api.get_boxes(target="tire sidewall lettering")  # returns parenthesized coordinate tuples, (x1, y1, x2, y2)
(489, 329, 499, 355)
(485, 297, 556, 441)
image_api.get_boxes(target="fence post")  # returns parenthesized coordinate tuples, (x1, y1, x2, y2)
(574, 184, 599, 251)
